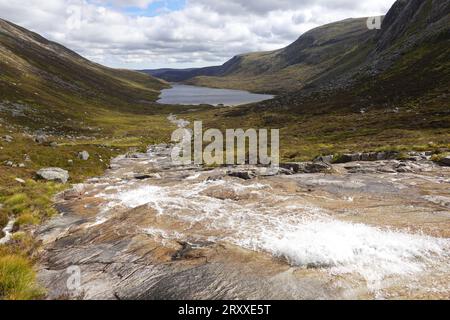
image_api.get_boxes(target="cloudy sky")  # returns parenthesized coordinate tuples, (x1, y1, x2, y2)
(0, 0, 396, 69)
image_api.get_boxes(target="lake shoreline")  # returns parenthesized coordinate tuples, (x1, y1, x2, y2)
(157, 83, 274, 106)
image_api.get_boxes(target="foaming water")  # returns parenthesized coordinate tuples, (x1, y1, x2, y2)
(98, 179, 450, 291)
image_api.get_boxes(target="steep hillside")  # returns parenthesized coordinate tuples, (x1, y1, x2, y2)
(0, 18, 170, 134)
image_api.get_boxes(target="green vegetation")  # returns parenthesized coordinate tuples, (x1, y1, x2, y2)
(0, 254, 43, 300)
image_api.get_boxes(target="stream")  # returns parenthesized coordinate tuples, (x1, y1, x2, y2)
(36, 142, 450, 299)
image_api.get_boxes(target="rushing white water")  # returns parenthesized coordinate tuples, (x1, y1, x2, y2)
(0, 218, 15, 245)
(97, 178, 450, 291)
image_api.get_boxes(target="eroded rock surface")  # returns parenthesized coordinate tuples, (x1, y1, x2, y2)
(38, 145, 450, 300)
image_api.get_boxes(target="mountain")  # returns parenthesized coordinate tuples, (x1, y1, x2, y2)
(143, 17, 374, 94)
(144, 0, 449, 97)
(0, 18, 168, 133)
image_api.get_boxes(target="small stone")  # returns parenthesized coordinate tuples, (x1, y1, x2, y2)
(78, 151, 90, 161)
(2, 135, 13, 143)
(5, 161, 13, 167)
(36, 168, 69, 184)
(49, 142, 58, 148)
(34, 135, 47, 144)
(15, 178, 26, 184)
(18, 163, 25, 168)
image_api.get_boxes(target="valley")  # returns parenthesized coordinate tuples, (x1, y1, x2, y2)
(0, 0, 449, 300)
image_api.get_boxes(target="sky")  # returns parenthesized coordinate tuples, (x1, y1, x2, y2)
(0, 0, 396, 69)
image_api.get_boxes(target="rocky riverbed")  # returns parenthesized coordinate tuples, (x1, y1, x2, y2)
(37, 144, 450, 300)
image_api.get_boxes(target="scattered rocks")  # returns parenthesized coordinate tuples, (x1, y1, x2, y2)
(134, 174, 153, 180)
(78, 151, 90, 161)
(36, 168, 69, 184)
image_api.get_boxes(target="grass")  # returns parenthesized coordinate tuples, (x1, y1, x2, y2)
(0, 254, 43, 300)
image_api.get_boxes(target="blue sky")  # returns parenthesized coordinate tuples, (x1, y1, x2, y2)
(104, 0, 187, 17)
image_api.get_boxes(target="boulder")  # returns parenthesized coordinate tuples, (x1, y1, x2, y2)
(361, 152, 378, 161)
(304, 162, 333, 173)
(280, 162, 307, 173)
(78, 151, 90, 161)
(34, 135, 48, 144)
(36, 168, 69, 184)
(440, 156, 450, 166)
(63, 184, 84, 200)
(228, 170, 256, 180)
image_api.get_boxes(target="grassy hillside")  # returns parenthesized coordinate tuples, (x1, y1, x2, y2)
(0, 18, 176, 134)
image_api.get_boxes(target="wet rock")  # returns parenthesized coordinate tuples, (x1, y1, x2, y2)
(304, 162, 333, 173)
(228, 170, 256, 180)
(440, 156, 450, 166)
(78, 151, 90, 161)
(134, 174, 153, 180)
(206, 175, 223, 182)
(63, 184, 84, 200)
(280, 162, 303, 173)
(36, 168, 69, 184)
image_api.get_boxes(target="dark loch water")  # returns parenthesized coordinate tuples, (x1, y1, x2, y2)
(157, 84, 274, 106)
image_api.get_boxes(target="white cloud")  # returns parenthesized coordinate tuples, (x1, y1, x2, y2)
(0, 0, 397, 69)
